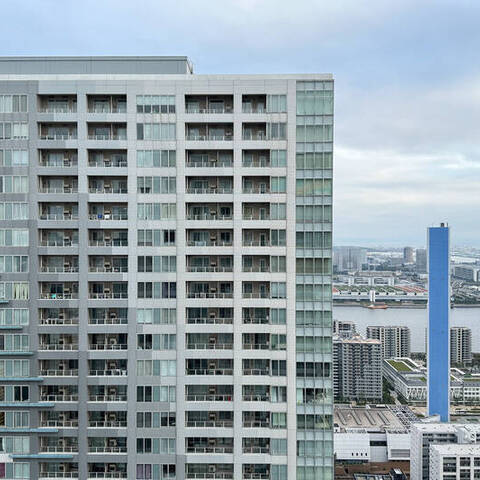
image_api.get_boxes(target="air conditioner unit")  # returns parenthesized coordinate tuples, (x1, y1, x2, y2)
(210, 261, 217, 267)
(209, 312, 216, 319)
(208, 361, 216, 370)
(59, 465, 66, 472)
(58, 438, 66, 447)
(209, 412, 216, 420)
(209, 386, 216, 394)
(108, 387, 116, 396)
(208, 438, 216, 445)
(109, 337, 118, 345)
(108, 362, 117, 370)
(108, 413, 116, 421)
(209, 336, 216, 344)
(59, 413, 67, 421)
(108, 438, 117, 447)
(108, 464, 117, 472)
(58, 313, 65, 320)
(58, 363, 64, 370)
(208, 465, 216, 473)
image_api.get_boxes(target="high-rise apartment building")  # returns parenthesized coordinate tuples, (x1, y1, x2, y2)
(450, 326, 472, 366)
(366, 325, 411, 359)
(333, 319, 356, 339)
(403, 246, 414, 264)
(0, 57, 334, 480)
(416, 248, 427, 274)
(332, 335, 382, 401)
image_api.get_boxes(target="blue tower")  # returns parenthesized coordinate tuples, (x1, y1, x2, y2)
(427, 224, 450, 421)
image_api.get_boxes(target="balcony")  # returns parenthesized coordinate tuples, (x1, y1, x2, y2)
(242, 177, 270, 194)
(39, 230, 78, 248)
(185, 412, 233, 429)
(185, 385, 233, 402)
(39, 123, 77, 140)
(88, 177, 127, 194)
(243, 308, 270, 325)
(242, 150, 270, 168)
(39, 204, 79, 221)
(38, 95, 77, 113)
(88, 308, 128, 325)
(186, 151, 233, 168)
(88, 282, 128, 299)
(87, 95, 127, 114)
(186, 177, 233, 194)
(87, 463, 127, 479)
(38, 177, 78, 194)
(187, 256, 233, 273)
(40, 360, 79, 377)
(243, 465, 270, 480)
(242, 282, 270, 299)
(186, 333, 233, 350)
(39, 283, 79, 300)
(242, 359, 270, 376)
(185, 95, 233, 114)
(186, 465, 233, 480)
(186, 359, 233, 376)
(88, 334, 128, 351)
(186, 123, 233, 141)
(88, 256, 128, 273)
(88, 412, 127, 428)
(88, 230, 128, 247)
(242, 438, 270, 454)
(243, 385, 270, 402)
(243, 412, 270, 428)
(242, 204, 270, 221)
(88, 386, 127, 403)
(186, 437, 233, 454)
(88, 204, 128, 221)
(39, 256, 79, 273)
(186, 203, 233, 221)
(39, 308, 79, 326)
(88, 438, 127, 454)
(39, 334, 78, 351)
(39, 150, 78, 168)
(88, 151, 127, 168)
(39, 464, 79, 479)
(186, 229, 233, 247)
(40, 395, 79, 409)
(242, 95, 266, 114)
(87, 123, 127, 141)
(242, 229, 276, 247)
(88, 360, 127, 377)
(242, 255, 270, 273)
(40, 438, 78, 453)
(186, 308, 233, 325)
(242, 124, 266, 141)
(186, 282, 233, 299)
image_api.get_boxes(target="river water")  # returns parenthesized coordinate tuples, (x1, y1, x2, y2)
(333, 306, 480, 352)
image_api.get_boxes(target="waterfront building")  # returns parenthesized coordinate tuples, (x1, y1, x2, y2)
(0, 56, 334, 480)
(366, 325, 411, 359)
(333, 319, 356, 339)
(450, 326, 472, 366)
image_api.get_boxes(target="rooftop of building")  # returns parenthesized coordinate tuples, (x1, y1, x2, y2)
(430, 443, 480, 455)
(334, 405, 417, 433)
(334, 334, 381, 345)
(411, 422, 480, 433)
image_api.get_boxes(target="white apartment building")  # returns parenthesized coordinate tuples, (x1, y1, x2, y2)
(0, 56, 334, 480)
(366, 326, 411, 359)
(430, 444, 480, 480)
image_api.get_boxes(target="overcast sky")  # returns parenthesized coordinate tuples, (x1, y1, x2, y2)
(2, 0, 479, 247)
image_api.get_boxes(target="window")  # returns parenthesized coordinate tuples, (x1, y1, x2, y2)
(297, 414, 332, 430)
(270, 256, 286, 273)
(271, 412, 287, 428)
(138, 256, 176, 273)
(271, 308, 286, 324)
(136, 360, 176, 377)
(137, 150, 176, 167)
(138, 229, 175, 246)
(296, 336, 331, 353)
(136, 437, 176, 454)
(296, 151, 333, 170)
(0, 150, 28, 166)
(267, 95, 287, 113)
(137, 177, 176, 194)
(296, 284, 331, 302)
(0, 436, 29, 454)
(271, 229, 286, 246)
(0, 411, 29, 427)
(0, 335, 29, 352)
(271, 177, 286, 193)
(0, 309, 28, 326)
(0, 95, 27, 113)
(267, 123, 286, 140)
(0, 230, 28, 247)
(296, 362, 331, 378)
(271, 387, 287, 403)
(296, 310, 331, 327)
(0, 203, 28, 220)
(0, 176, 28, 193)
(0, 123, 28, 140)
(137, 95, 175, 113)
(271, 465, 287, 480)
(0, 360, 29, 378)
(296, 83, 334, 115)
(0, 385, 29, 402)
(137, 203, 176, 220)
(137, 123, 176, 141)
(0, 462, 29, 479)
(137, 334, 176, 350)
(137, 282, 176, 299)
(296, 231, 332, 249)
(271, 150, 287, 167)
(296, 258, 331, 274)
(0, 283, 29, 300)
(0, 256, 28, 273)
(296, 178, 332, 196)
(137, 385, 176, 403)
(136, 464, 176, 480)
(296, 205, 332, 223)
(271, 334, 287, 350)
(271, 282, 286, 299)
(136, 308, 176, 325)
(270, 203, 286, 220)
(271, 360, 286, 376)
(296, 116, 333, 143)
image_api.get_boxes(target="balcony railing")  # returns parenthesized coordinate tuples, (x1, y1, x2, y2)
(186, 474, 233, 480)
(39, 240, 78, 247)
(88, 369, 127, 376)
(186, 446, 233, 454)
(87, 474, 127, 479)
(88, 188, 128, 194)
(243, 369, 269, 376)
(186, 317, 233, 325)
(185, 394, 233, 402)
(88, 293, 128, 299)
(39, 293, 78, 300)
(88, 446, 127, 453)
(243, 421, 270, 428)
(39, 133, 78, 140)
(185, 420, 233, 428)
(39, 158, 78, 168)
(39, 317, 79, 325)
(186, 106, 233, 114)
(41, 418, 79, 426)
(40, 369, 79, 376)
(39, 473, 79, 479)
(242, 187, 270, 194)
(186, 160, 233, 168)
(87, 134, 127, 141)
(88, 160, 127, 168)
(186, 292, 233, 299)
(243, 474, 270, 480)
(186, 343, 233, 350)
(186, 240, 232, 247)
(88, 240, 128, 247)
(40, 266, 79, 273)
(242, 240, 271, 247)
(39, 214, 79, 221)
(88, 317, 128, 325)
(40, 446, 78, 453)
(38, 187, 78, 194)
(88, 266, 128, 273)
(88, 343, 128, 351)
(242, 293, 270, 299)
(242, 105, 265, 114)
(242, 447, 270, 454)
(88, 421, 127, 428)
(88, 214, 128, 221)
(242, 214, 270, 221)
(39, 344, 79, 351)
(243, 343, 270, 350)
(186, 187, 233, 194)
(186, 368, 233, 376)
(242, 160, 269, 168)
(186, 266, 233, 273)
(242, 266, 269, 273)
(39, 106, 77, 114)
(186, 134, 233, 141)
(88, 395, 127, 402)
(242, 395, 270, 402)
(186, 214, 232, 221)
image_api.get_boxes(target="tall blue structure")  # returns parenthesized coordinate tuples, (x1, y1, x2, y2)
(427, 224, 450, 421)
